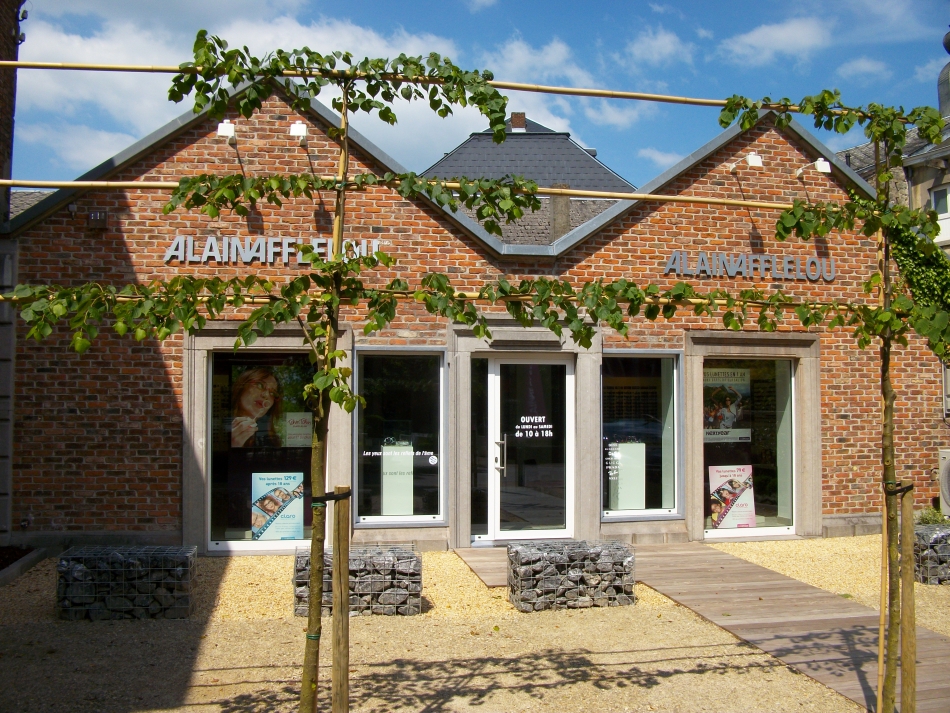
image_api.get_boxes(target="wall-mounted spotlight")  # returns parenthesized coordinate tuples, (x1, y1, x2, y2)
(289, 120, 308, 147)
(728, 152, 764, 173)
(217, 119, 237, 146)
(795, 158, 832, 178)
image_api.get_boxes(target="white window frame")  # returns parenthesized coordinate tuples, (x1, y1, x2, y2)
(205, 346, 318, 554)
(352, 348, 447, 527)
(931, 186, 950, 246)
(702, 357, 797, 540)
(600, 350, 684, 522)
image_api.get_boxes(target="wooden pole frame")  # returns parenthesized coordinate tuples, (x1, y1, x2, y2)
(901, 480, 917, 713)
(331, 485, 351, 713)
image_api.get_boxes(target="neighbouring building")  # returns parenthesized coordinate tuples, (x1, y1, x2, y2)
(3, 81, 947, 554)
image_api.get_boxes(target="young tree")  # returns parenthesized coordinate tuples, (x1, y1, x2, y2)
(5, 34, 947, 713)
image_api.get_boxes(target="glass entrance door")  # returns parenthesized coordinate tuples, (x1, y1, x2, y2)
(479, 358, 574, 541)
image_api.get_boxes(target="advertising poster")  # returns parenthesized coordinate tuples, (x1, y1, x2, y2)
(251, 472, 305, 540)
(229, 361, 314, 449)
(381, 443, 414, 516)
(708, 465, 756, 528)
(703, 368, 751, 443)
(606, 442, 646, 510)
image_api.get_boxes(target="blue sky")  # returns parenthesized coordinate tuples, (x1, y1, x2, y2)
(11, 0, 949, 188)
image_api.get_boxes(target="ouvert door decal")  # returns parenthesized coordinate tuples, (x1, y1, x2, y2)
(480, 358, 574, 541)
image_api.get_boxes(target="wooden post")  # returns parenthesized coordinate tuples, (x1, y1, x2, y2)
(900, 479, 916, 713)
(877, 485, 887, 713)
(331, 485, 351, 713)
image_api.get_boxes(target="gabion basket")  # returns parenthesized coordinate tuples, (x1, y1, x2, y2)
(507, 540, 635, 612)
(915, 524, 950, 585)
(56, 546, 198, 620)
(294, 544, 422, 617)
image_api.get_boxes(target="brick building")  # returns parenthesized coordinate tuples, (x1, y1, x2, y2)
(4, 86, 947, 553)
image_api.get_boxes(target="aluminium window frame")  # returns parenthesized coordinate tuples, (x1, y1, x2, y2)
(351, 346, 448, 528)
(599, 349, 685, 523)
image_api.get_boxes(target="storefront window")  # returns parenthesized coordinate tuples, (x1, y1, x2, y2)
(703, 359, 793, 534)
(210, 353, 315, 543)
(602, 357, 677, 515)
(471, 358, 489, 536)
(356, 354, 442, 522)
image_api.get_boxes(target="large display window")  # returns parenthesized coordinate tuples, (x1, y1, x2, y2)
(355, 353, 443, 524)
(702, 358, 794, 537)
(209, 352, 315, 545)
(601, 356, 677, 517)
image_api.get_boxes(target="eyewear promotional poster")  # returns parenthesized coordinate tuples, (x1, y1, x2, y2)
(229, 361, 314, 449)
(708, 464, 756, 529)
(703, 368, 751, 443)
(251, 472, 305, 540)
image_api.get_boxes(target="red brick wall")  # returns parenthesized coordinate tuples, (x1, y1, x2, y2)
(12, 95, 947, 535)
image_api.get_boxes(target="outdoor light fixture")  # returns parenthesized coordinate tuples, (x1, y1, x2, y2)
(795, 158, 832, 178)
(289, 120, 308, 147)
(728, 152, 764, 173)
(217, 119, 237, 145)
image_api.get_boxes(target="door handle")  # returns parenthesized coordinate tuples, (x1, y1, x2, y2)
(494, 433, 507, 479)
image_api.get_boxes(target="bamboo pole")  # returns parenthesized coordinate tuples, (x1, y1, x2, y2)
(0, 178, 797, 212)
(901, 480, 916, 713)
(0, 60, 882, 119)
(331, 485, 351, 713)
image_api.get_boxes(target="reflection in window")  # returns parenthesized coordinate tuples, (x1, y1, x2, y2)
(357, 354, 441, 520)
(702, 359, 793, 531)
(210, 353, 315, 542)
(471, 358, 489, 536)
(602, 357, 676, 513)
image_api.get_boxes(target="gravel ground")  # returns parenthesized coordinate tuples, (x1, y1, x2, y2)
(0, 550, 864, 712)
(709, 535, 950, 638)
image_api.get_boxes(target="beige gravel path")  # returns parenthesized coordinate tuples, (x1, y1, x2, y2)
(709, 535, 950, 638)
(0, 549, 864, 712)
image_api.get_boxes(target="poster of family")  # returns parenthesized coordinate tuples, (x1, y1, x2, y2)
(703, 368, 751, 443)
(708, 465, 756, 528)
(250, 472, 305, 540)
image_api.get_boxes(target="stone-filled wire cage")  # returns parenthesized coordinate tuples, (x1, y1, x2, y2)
(294, 544, 422, 617)
(508, 540, 636, 612)
(56, 546, 198, 620)
(915, 524, 950, 585)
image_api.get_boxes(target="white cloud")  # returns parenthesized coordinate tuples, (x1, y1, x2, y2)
(637, 147, 685, 169)
(696, 28, 714, 40)
(626, 26, 694, 67)
(468, 0, 498, 10)
(836, 56, 892, 83)
(717, 18, 832, 67)
(17, 123, 138, 171)
(915, 57, 948, 83)
(648, 3, 686, 19)
(585, 101, 646, 129)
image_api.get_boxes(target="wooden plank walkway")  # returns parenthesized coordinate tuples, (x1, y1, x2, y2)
(455, 543, 950, 712)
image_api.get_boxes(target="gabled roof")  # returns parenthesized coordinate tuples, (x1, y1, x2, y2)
(836, 121, 950, 174)
(423, 118, 635, 192)
(5, 92, 874, 260)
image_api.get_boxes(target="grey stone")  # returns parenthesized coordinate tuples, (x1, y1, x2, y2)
(378, 588, 409, 606)
(65, 582, 96, 604)
(135, 581, 157, 595)
(133, 595, 152, 608)
(153, 587, 176, 608)
(105, 596, 133, 612)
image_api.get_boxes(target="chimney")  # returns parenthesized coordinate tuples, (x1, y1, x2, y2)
(510, 112, 526, 132)
(551, 183, 571, 240)
(940, 27, 950, 118)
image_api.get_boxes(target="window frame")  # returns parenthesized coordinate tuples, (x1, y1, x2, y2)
(205, 346, 317, 554)
(930, 186, 950, 246)
(600, 349, 685, 523)
(700, 356, 797, 540)
(351, 347, 448, 528)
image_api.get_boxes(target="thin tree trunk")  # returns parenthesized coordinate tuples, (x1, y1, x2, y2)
(882, 332, 900, 713)
(299, 81, 351, 713)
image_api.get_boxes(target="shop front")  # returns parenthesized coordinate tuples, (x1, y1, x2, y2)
(7, 91, 945, 554)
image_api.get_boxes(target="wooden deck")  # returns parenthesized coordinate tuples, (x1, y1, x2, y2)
(455, 542, 950, 712)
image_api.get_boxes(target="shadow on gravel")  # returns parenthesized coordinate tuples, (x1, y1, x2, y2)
(0, 555, 228, 713)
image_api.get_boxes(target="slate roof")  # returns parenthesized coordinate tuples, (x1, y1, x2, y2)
(835, 119, 950, 177)
(423, 118, 635, 192)
(9, 190, 54, 218)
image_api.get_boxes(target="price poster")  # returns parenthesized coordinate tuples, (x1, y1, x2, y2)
(708, 464, 756, 529)
(703, 368, 751, 443)
(251, 472, 305, 540)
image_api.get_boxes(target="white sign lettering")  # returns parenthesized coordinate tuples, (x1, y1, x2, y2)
(664, 250, 835, 282)
(163, 236, 381, 266)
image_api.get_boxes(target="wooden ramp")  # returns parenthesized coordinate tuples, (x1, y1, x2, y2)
(455, 547, 508, 587)
(455, 543, 950, 712)
(636, 543, 950, 713)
